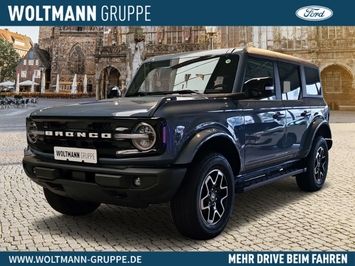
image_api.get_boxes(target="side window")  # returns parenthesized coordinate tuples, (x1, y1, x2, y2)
(242, 58, 276, 100)
(278, 62, 302, 100)
(304, 67, 322, 96)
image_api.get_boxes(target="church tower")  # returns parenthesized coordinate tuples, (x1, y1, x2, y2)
(38, 27, 56, 52)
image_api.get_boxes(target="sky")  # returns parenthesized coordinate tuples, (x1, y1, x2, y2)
(0, 26, 39, 43)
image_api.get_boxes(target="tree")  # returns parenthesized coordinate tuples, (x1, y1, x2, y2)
(0, 39, 20, 82)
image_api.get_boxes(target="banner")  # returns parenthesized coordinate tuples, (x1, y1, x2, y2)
(1, 252, 353, 266)
(0, 0, 353, 26)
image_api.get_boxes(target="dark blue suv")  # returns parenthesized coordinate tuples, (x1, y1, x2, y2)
(23, 47, 332, 239)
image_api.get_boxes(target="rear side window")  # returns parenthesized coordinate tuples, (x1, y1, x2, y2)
(304, 67, 322, 96)
(278, 62, 302, 100)
(242, 58, 276, 100)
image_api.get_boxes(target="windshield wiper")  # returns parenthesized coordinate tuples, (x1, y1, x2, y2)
(172, 90, 200, 94)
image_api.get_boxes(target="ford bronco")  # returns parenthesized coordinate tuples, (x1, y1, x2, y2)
(23, 47, 332, 239)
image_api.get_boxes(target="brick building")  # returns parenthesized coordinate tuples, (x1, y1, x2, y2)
(15, 44, 50, 92)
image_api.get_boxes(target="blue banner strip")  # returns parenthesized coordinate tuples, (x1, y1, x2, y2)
(0, 252, 353, 266)
(0, 0, 354, 26)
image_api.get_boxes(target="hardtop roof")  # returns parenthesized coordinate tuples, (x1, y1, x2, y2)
(144, 46, 317, 68)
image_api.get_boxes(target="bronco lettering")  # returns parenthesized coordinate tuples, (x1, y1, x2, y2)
(45, 131, 112, 139)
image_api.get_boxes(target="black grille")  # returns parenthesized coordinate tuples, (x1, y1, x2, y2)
(28, 118, 163, 159)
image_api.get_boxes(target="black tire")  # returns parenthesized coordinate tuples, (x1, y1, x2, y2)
(296, 136, 329, 192)
(171, 153, 235, 240)
(44, 188, 100, 216)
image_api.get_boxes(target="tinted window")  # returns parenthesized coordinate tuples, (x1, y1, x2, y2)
(305, 67, 322, 95)
(278, 62, 301, 100)
(242, 58, 275, 100)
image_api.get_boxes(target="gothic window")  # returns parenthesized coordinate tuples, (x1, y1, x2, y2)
(165, 27, 183, 44)
(68, 45, 85, 75)
(144, 26, 157, 44)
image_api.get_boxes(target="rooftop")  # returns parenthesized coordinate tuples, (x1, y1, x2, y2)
(0, 28, 33, 53)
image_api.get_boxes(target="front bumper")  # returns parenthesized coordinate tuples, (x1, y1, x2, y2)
(23, 154, 186, 208)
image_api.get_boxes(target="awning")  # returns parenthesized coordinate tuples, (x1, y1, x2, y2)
(18, 80, 39, 86)
(0, 81, 15, 87)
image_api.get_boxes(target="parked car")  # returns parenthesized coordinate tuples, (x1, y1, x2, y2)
(23, 47, 332, 239)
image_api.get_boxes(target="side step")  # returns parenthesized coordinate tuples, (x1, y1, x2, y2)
(236, 168, 306, 192)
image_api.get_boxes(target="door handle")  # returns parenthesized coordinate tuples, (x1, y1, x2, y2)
(301, 110, 311, 117)
(273, 112, 285, 120)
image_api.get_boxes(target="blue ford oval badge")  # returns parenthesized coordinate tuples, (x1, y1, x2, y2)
(296, 6, 333, 21)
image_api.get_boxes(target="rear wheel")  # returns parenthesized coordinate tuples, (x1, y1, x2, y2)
(44, 188, 100, 216)
(171, 153, 235, 240)
(296, 136, 329, 192)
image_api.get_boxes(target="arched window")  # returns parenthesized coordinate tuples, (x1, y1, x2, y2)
(321, 65, 353, 94)
(68, 45, 85, 75)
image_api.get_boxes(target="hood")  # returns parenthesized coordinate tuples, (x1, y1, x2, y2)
(30, 97, 165, 118)
(29, 94, 209, 118)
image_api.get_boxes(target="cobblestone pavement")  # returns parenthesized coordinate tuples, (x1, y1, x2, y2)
(0, 124, 354, 251)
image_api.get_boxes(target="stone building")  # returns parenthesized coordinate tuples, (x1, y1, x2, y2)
(0, 28, 32, 57)
(38, 26, 207, 98)
(38, 27, 99, 93)
(38, 26, 355, 108)
(219, 26, 355, 109)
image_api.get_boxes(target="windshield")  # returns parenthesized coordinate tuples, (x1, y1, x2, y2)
(125, 54, 239, 96)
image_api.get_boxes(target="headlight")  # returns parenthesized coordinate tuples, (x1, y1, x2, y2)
(27, 121, 39, 144)
(131, 122, 156, 151)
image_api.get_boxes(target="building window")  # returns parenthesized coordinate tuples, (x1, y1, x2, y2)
(21, 70, 27, 78)
(34, 70, 41, 79)
(35, 59, 39, 65)
(23, 60, 27, 65)
(28, 60, 34, 66)
(68, 45, 85, 75)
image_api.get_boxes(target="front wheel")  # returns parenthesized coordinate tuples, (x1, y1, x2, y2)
(44, 188, 100, 216)
(296, 136, 329, 192)
(171, 153, 235, 240)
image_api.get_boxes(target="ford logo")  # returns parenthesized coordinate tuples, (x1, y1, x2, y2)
(296, 6, 333, 21)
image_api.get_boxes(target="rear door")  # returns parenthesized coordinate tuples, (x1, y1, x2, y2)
(239, 57, 287, 171)
(278, 61, 309, 158)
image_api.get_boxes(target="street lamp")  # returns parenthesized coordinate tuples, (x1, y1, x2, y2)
(205, 26, 218, 50)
